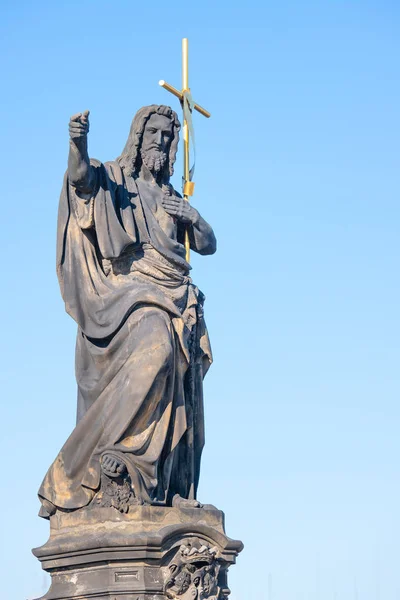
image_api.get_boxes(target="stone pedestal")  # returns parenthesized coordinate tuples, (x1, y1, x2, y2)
(32, 505, 243, 600)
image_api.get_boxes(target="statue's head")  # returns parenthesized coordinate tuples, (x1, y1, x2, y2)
(118, 105, 181, 180)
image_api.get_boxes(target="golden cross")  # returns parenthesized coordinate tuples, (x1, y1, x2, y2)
(159, 38, 211, 263)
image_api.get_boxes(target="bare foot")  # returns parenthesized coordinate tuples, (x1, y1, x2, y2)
(172, 494, 203, 508)
(101, 454, 127, 478)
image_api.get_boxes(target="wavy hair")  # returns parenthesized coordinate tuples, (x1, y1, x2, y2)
(117, 105, 181, 179)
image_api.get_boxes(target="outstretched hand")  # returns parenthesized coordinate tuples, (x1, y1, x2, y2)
(162, 193, 199, 225)
(69, 110, 90, 142)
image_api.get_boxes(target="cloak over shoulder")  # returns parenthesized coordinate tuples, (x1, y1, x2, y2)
(57, 160, 191, 339)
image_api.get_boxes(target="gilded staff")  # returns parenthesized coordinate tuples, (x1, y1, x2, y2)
(159, 38, 211, 262)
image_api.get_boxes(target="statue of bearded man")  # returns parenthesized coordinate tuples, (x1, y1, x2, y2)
(38, 105, 216, 518)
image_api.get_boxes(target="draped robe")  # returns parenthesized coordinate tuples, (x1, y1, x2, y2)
(38, 160, 212, 517)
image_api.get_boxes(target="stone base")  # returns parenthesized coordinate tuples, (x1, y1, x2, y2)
(32, 505, 243, 599)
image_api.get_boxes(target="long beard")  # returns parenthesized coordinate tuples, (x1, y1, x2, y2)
(141, 149, 167, 174)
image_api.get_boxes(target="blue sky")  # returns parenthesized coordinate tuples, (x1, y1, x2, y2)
(1, 1, 399, 599)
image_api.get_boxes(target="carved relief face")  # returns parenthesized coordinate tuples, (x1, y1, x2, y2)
(165, 562, 220, 599)
(142, 113, 173, 155)
(180, 566, 220, 600)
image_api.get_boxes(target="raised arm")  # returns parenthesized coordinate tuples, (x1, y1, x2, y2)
(161, 193, 217, 255)
(68, 110, 95, 194)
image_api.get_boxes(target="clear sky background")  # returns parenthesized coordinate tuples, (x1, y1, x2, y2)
(0, 1, 399, 599)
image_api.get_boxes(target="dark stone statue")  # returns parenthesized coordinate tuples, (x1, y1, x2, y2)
(33, 105, 242, 600)
(38, 105, 217, 518)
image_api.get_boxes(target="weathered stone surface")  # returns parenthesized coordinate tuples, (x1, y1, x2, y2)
(33, 506, 243, 599)
(38, 105, 217, 519)
(32, 104, 243, 599)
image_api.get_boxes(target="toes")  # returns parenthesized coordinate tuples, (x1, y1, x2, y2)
(117, 463, 125, 473)
(102, 456, 116, 472)
(102, 455, 126, 475)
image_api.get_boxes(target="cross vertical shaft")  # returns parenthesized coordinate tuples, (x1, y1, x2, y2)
(182, 38, 191, 261)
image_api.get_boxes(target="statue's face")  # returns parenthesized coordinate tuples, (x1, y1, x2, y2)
(140, 113, 174, 176)
(142, 113, 173, 155)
